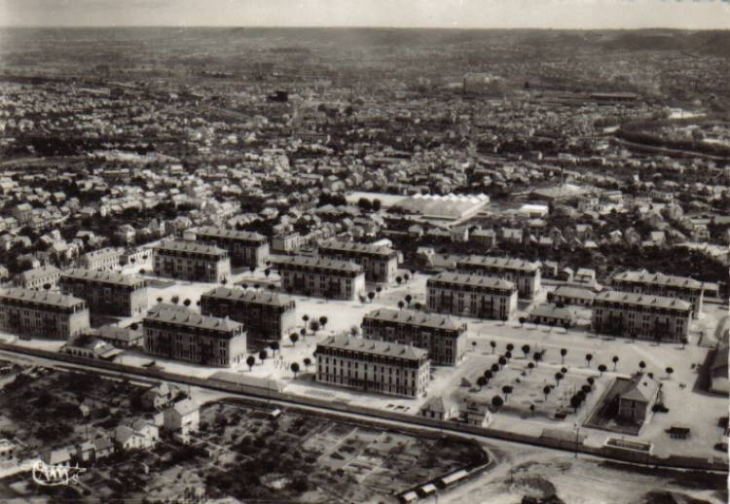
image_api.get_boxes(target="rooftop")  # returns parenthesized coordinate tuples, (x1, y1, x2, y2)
(17, 265, 61, 282)
(319, 239, 395, 257)
(145, 304, 243, 333)
(0, 287, 86, 309)
(428, 271, 516, 291)
(613, 269, 704, 290)
(62, 268, 145, 287)
(595, 291, 692, 311)
(202, 286, 294, 307)
(458, 255, 541, 273)
(154, 240, 227, 257)
(273, 255, 363, 273)
(194, 226, 267, 243)
(317, 334, 428, 361)
(364, 308, 465, 331)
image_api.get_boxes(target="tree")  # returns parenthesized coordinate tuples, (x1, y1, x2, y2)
(258, 350, 268, 364)
(357, 197, 372, 213)
(490, 341, 497, 354)
(183, 299, 191, 307)
(543, 385, 552, 402)
(319, 316, 328, 328)
(585, 353, 593, 368)
(376, 286, 382, 297)
(472, 341, 477, 352)
(505, 351, 512, 360)
(529, 403, 535, 416)
(130, 323, 139, 331)
(398, 300, 405, 310)
(519, 317, 526, 327)
(291, 362, 300, 378)
(502, 385, 513, 401)
(533, 351, 542, 367)
(350, 325, 360, 337)
(309, 321, 320, 334)
(527, 362, 535, 373)
(570, 394, 582, 413)
(598, 364, 607, 376)
(680, 338, 687, 349)
(581, 384, 592, 395)
(303, 358, 312, 370)
(271, 341, 280, 355)
(560, 348, 567, 365)
(498, 356, 507, 369)
(521, 344, 530, 358)
(555, 372, 564, 386)
(476, 376, 487, 390)
(171, 295, 180, 305)
(290, 333, 299, 347)
(484, 370, 493, 383)
(561, 367, 568, 374)
(491, 395, 504, 408)
(587, 377, 595, 386)
(396, 276, 403, 286)
(368, 291, 375, 303)
(491, 363, 500, 373)
(246, 355, 256, 371)
(156, 297, 163, 303)
(264, 268, 271, 278)
(639, 360, 646, 373)
(403, 273, 410, 283)
(414, 302, 422, 311)
(666, 367, 674, 379)
(249, 266, 256, 274)
(612, 356, 619, 371)
(43, 283, 51, 291)
(506, 343, 514, 353)
(405, 294, 412, 306)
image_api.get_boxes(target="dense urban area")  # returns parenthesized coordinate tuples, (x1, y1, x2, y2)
(0, 27, 727, 504)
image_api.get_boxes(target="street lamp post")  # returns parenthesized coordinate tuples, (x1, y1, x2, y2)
(574, 422, 581, 459)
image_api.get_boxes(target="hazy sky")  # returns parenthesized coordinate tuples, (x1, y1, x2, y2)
(1, 0, 729, 29)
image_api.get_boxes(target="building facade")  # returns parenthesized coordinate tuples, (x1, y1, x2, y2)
(59, 269, 148, 317)
(80, 247, 123, 271)
(361, 308, 467, 366)
(612, 269, 705, 319)
(592, 291, 692, 342)
(0, 288, 90, 340)
(456, 255, 541, 299)
(153, 241, 230, 283)
(191, 226, 269, 268)
(273, 255, 365, 300)
(426, 272, 518, 320)
(317, 240, 399, 284)
(200, 287, 297, 349)
(315, 334, 430, 398)
(16, 265, 61, 290)
(143, 304, 247, 367)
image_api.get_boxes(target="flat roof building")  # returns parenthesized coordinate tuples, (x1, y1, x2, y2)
(612, 269, 705, 319)
(153, 240, 230, 284)
(0, 288, 90, 340)
(200, 287, 297, 350)
(144, 304, 246, 367)
(273, 255, 365, 301)
(80, 247, 124, 271)
(60, 268, 148, 317)
(317, 239, 399, 284)
(191, 226, 269, 268)
(592, 291, 691, 343)
(427, 272, 518, 321)
(362, 308, 467, 366)
(315, 334, 430, 398)
(16, 265, 61, 290)
(456, 255, 541, 300)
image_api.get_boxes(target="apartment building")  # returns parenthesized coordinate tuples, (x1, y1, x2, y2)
(273, 255, 365, 300)
(361, 308, 467, 366)
(0, 288, 90, 340)
(191, 226, 269, 268)
(315, 334, 430, 398)
(427, 272, 518, 320)
(456, 255, 541, 299)
(16, 265, 61, 290)
(317, 239, 399, 284)
(612, 269, 705, 319)
(59, 268, 148, 317)
(592, 291, 692, 342)
(80, 247, 123, 271)
(153, 241, 230, 283)
(200, 287, 297, 349)
(143, 304, 247, 367)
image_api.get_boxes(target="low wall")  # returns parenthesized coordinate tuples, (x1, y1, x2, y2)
(0, 342, 727, 473)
